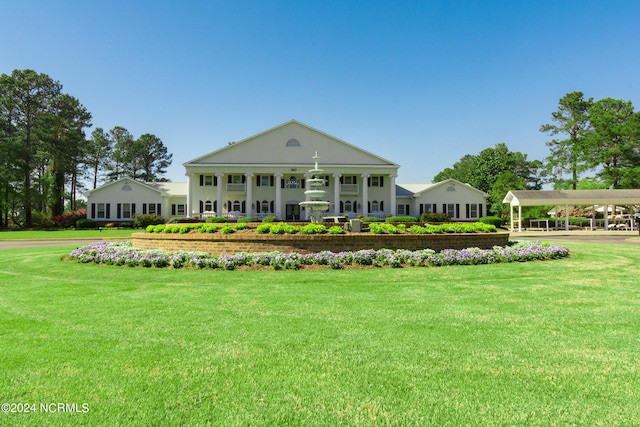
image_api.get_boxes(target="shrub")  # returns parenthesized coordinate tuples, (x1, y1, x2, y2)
(328, 225, 344, 234)
(76, 218, 97, 229)
(133, 214, 165, 229)
(54, 209, 87, 228)
(262, 215, 276, 223)
(238, 216, 259, 223)
(385, 215, 419, 223)
(205, 216, 229, 223)
(221, 225, 235, 234)
(360, 216, 382, 222)
(420, 213, 450, 223)
(256, 224, 272, 234)
(300, 224, 327, 234)
(479, 216, 503, 227)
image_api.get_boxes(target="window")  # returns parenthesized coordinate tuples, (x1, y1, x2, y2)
(148, 204, 156, 215)
(97, 203, 106, 219)
(204, 175, 213, 186)
(204, 200, 213, 212)
(122, 184, 132, 191)
(344, 201, 353, 212)
(371, 200, 379, 212)
(369, 176, 384, 187)
(447, 204, 455, 218)
(397, 204, 406, 215)
(286, 138, 301, 147)
(470, 204, 478, 218)
(422, 204, 432, 213)
(343, 176, 357, 185)
(232, 200, 241, 211)
(447, 186, 456, 192)
(230, 175, 243, 184)
(285, 176, 301, 189)
(122, 203, 131, 219)
(261, 200, 270, 213)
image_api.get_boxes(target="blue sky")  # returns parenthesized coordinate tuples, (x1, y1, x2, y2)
(2, 0, 639, 184)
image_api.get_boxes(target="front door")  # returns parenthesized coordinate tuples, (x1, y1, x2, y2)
(286, 204, 301, 221)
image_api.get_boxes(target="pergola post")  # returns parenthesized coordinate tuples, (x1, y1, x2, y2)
(565, 204, 570, 231)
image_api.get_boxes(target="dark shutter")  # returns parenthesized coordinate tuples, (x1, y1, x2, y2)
(157, 204, 161, 216)
(91, 203, 95, 219)
(456, 204, 460, 219)
(214, 200, 217, 212)
(117, 203, 121, 219)
(380, 176, 384, 187)
(339, 176, 344, 184)
(199, 200, 203, 213)
(270, 201, 274, 212)
(214, 176, 218, 186)
(353, 176, 357, 184)
(368, 201, 371, 212)
(143, 203, 147, 214)
(340, 201, 344, 212)
(301, 179, 305, 188)
(241, 201, 246, 213)
(420, 204, 424, 215)
(281, 178, 284, 189)
(256, 176, 260, 186)
(132, 204, 136, 215)
(256, 200, 261, 213)
(241, 175, 245, 184)
(199, 175, 204, 186)
(106, 204, 111, 219)
(432, 204, 437, 213)
(172, 204, 176, 216)
(466, 204, 470, 218)
(443, 204, 446, 214)
(367, 177, 371, 187)
(270, 176, 274, 186)
(227, 201, 231, 211)
(228, 175, 232, 183)
(479, 204, 483, 218)
(380, 201, 384, 211)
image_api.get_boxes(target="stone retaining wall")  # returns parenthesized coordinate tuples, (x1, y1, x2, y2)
(132, 231, 510, 255)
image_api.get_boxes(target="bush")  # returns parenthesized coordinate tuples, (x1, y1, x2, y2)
(54, 209, 87, 228)
(360, 216, 382, 222)
(300, 224, 327, 235)
(31, 211, 55, 229)
(420, 213, 450, 223)
(205, 216, 229, 223)
(385, 215, 419, 223)
(262, 215, 276, 223)
(133, 214, 165, 229)
(479, 216, 503, 227)
(76, 219, 97, 229)
(238, 216, 259, 223)
(328, 225, 344, 234)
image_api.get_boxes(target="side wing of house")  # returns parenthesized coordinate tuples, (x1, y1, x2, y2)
(87, 178, 167, 222)
(401, 179, 488, 220)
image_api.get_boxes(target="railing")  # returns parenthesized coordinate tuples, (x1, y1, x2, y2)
(340, 184, 359, 194)
(226, 183, 246, 192)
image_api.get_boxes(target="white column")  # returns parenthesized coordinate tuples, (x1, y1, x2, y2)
(304, 174, 311, 220)
(186, 172, 193, 217)
(361, 173, 370, 217)
(604, 204, 609, 230)
(510, 204, 514, 231)
(333, 174, 341, 215)
(389, 174, 397, 216)
(518, 205, 522, 232)
(565, 204, 570, 231)
(275, 173, 282, 220)
(216, 173, 224, 217)
(245, 173, 254, 217)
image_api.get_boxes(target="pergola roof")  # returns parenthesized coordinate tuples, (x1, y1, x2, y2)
(503, 189, 640, 207)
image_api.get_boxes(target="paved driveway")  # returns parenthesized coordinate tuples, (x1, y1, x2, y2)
(0, 238, 125, 250)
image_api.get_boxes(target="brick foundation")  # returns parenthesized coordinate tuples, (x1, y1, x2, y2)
(132, 231, 510, 255)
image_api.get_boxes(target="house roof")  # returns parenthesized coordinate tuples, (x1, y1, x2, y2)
(183, 120, 399, 168)
(397, 178, 489, 198)
(87, 177, 187, 198)
(503, 189, 640, 207)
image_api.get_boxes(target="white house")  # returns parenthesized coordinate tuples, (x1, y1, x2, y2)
(86, 178, 187, 222)
(87, 120, 488, 222)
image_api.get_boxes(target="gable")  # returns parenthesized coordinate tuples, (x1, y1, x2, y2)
(184, 120, 398, 168)
(87, 177, 162, 198)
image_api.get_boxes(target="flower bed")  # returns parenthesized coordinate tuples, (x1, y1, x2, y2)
(69, 240, 569, 271)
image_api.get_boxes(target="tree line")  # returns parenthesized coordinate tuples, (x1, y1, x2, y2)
(435, 91, 640, 218)
(0, 69, 172, 228)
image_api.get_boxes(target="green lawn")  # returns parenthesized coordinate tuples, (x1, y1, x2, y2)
(0, 229, 136, 239)
(1, 241, 639, 425)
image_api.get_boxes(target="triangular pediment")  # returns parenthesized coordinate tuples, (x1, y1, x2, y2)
(184, 120, 398, 168)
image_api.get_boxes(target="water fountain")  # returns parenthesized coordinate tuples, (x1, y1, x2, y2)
(299, 152, 330, 223)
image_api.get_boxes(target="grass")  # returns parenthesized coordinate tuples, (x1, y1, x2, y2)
(0, 229, 136, 239)
(1, 240, 639, 425)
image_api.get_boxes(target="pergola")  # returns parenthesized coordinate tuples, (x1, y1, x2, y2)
(502, 189, 640, 232)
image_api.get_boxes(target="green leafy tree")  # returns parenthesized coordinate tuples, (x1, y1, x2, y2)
(587, 98, 640, 188)
(540, 91, 593, 189)
(136, 133, 173, 182)
(107, 126, 135, 181)
(85, 128, 114, 189)
(0, 69, 62, 227)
